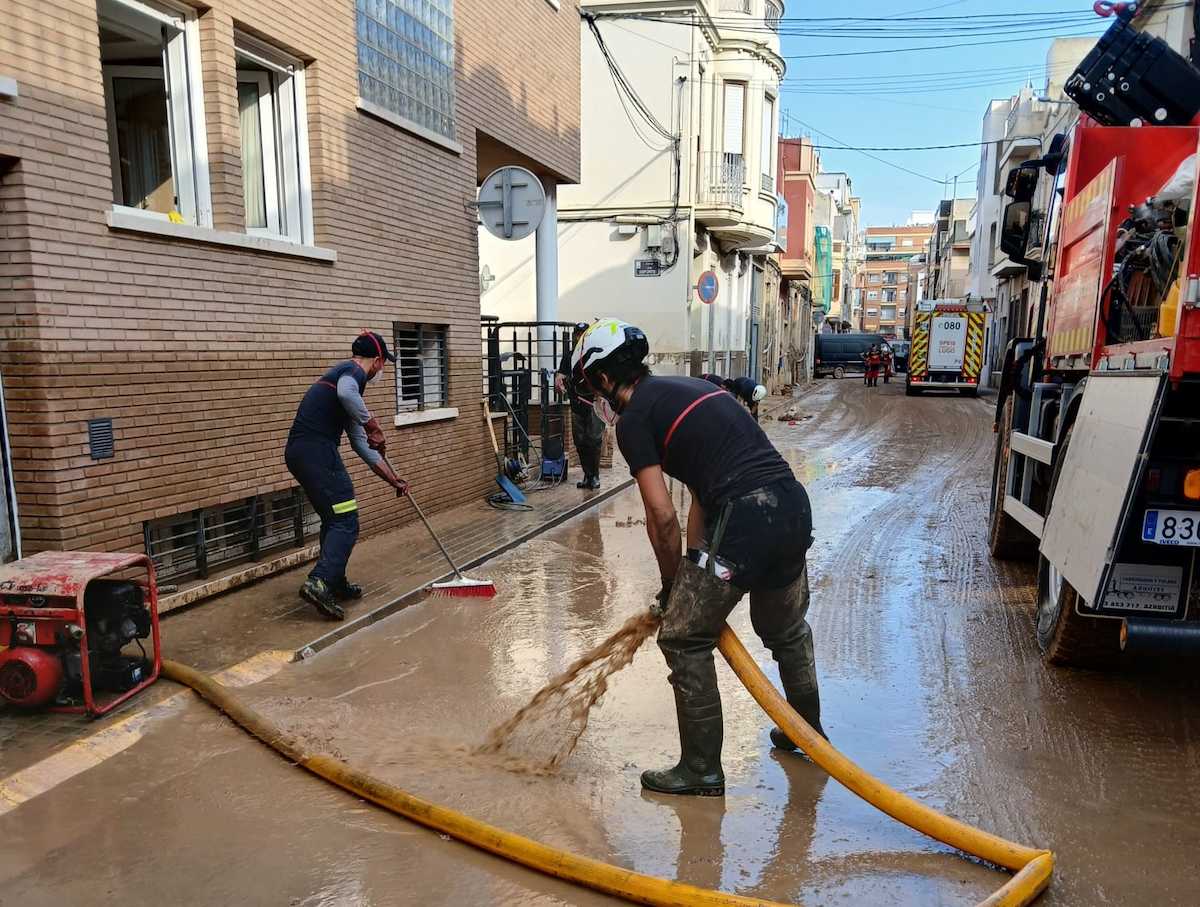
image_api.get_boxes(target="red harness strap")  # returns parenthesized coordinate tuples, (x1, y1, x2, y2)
(662, 390, 724, 454)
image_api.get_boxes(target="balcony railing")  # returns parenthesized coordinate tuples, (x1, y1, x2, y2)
(761, 172, 774, 193)
(764, 0, 783, 29)
(698, 152, 745, 211)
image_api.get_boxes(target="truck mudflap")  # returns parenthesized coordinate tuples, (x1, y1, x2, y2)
(1040, 371, 1192, 619)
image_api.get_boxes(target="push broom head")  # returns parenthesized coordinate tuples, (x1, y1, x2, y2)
(428, 576, 497, 598)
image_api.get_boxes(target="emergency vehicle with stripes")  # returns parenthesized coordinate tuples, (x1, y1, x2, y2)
(905, 299, 988, 397)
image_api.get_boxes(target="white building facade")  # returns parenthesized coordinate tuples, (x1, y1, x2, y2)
(478, 0, 785, 378)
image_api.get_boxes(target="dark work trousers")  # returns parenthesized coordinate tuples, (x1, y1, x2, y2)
(571, 404, 605, 477)
(658, 479, 820, 742)
(285, 439, 359, 586)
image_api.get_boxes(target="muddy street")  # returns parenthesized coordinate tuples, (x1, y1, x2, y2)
(2, 379, 1199, 906)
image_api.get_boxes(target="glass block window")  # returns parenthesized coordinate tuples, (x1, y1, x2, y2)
(356, 0, 457, 144)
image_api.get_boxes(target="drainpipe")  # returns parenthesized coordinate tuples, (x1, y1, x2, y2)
(535, 179, 558, 366)
(0, 371, 20, 561)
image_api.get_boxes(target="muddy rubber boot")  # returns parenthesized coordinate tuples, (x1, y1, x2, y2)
(641, 691, 725, 796)
(576, 473, 593, 489)
(585, 474, 601, 490)
(769, 685, 827, 755)
(331, 578, 363, 601)
(301, 577, 345, 621)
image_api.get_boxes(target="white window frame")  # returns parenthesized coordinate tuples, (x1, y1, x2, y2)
(760, 92, 776, 192)
(722, 80, 746, 159)
(234, 33, 314, 246)
(237, 71, 279, 236)
(98, 0, 211, 226)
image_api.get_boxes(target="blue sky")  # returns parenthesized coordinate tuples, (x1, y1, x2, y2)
(775, 0, 1109, 226)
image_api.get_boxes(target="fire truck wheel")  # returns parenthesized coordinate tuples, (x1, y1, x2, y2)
(959, 387, 978, 398)
(1035, 424, 1121, 667)
(987, 396, 1037, 560)
(1036, 556, 1121, 667)
(905, 383, 918, 397)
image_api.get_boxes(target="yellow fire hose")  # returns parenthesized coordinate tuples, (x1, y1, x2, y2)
(162, 627, 1053, 907)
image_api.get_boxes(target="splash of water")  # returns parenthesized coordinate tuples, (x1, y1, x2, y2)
(474, 611, 660, 773)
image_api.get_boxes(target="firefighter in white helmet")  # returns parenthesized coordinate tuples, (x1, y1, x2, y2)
(572, 318, 825, 797)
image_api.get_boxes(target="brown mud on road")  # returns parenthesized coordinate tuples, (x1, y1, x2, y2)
(1, 380, 1198, 905)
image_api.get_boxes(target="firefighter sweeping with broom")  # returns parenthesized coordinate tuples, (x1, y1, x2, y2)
(285, 331, 409, 621)
(571, 318, 826, 796)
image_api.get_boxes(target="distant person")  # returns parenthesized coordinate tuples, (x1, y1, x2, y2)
(881, 344, 894, 385)
(863, 345, 882, 388)
(699, 373, 768, 418)
(285, 332, 408, 620)
(555, 322, 605, 490)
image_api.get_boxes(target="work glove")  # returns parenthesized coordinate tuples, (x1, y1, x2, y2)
(364, 417, 387, 454)
(372, 459, 408, 496)
(650, 577, 673, 619)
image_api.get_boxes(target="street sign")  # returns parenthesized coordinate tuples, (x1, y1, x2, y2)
(696, 270, 719, 304)
(635, 259, 661, 277)
(476, 166, 546, 241)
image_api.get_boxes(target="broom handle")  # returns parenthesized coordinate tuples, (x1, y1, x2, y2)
(406, 492, 466, 581)
(380, 455, 464, 581)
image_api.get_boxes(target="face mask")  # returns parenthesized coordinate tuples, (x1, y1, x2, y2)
(592, 396, 619, 426)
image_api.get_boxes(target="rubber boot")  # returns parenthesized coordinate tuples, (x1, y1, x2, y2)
(331, 578, 363, 601)
(301, 577, 345, 621)
(585, 474, 601, 490)
(576, 473, 592, 489)
(641, 689, 725, 797)
(769, 666, 826, 754)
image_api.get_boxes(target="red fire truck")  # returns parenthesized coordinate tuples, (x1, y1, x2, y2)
(989, 6, 1200, 666)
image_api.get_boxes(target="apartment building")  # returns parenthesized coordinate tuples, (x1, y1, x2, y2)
(479, 0, 785, 382)
(965, 38, 1092, 383)
(855, 224, 931, 336)
(777, 136, 821, 379)
(0, 0, 580, 577)
(815, 172, 860, 329)
(927, 197, 974, 300)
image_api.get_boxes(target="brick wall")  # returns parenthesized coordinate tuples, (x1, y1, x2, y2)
(0, 0, 580, 560)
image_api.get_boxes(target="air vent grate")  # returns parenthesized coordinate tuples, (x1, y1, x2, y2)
(87, 418, 114, 460)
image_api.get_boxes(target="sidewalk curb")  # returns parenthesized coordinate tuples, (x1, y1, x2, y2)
(295, 477, 637, 659)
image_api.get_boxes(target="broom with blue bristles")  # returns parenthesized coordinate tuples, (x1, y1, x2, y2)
(383, 456, 497, 598)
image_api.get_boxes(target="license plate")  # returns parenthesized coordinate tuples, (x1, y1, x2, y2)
(1142, 509, 1200, 546)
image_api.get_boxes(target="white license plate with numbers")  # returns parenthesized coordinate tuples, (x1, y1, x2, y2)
(1142, 510, 1200, 546)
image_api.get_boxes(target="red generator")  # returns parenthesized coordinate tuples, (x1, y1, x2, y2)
(0, 552, 161, 717)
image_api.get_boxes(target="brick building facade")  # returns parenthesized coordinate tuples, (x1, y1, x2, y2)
(0, 0, 580, 578)
(855, 224, 932, 336)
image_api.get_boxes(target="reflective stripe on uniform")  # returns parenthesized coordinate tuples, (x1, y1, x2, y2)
(331, 499, 358, 514)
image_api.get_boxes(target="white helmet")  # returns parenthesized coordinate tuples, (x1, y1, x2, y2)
(752, 384, 768, 403)
(570, 318, 649, 399)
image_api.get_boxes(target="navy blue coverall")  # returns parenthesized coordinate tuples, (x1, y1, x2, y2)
(285, 361, 382, 587)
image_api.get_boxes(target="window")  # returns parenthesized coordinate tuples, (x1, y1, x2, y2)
(394, 323, 449, 412)
(884, 289, 897, 303)
(764, 0, 783, 30)
(145, 489, 318, 583)
(866, 308, 879, 315)
(903, 238, 914, 247)
(356, 0, 458, 148)
(867, 290, 879, 300)
(235, 35, 313, 243)
(98, 0, 209, 224)
(760, 94, 775, 192)
(868, 274, 881, 284)
(723, 81, 746, 161)
(881, 305, 897, 321)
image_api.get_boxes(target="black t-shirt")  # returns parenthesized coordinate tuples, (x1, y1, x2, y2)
(616, 375, 794, 511)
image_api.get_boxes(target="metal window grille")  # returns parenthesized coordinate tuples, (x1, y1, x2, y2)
(144, 488, 318, 584)
(394, 322, 449, 413)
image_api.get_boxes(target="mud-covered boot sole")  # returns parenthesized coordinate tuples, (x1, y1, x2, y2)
(301, 586, 345, 621)
(640, 769, 725, 797)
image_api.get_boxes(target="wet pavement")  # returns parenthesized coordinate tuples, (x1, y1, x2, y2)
(3, 379, 1200, 905)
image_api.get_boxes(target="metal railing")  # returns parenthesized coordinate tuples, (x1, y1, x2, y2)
(698, 152, 745, 210)
(481, 319, 575, 464)
(764, 0, 783, 30)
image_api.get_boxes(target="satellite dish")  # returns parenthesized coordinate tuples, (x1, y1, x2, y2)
(477, 166, 546, 241)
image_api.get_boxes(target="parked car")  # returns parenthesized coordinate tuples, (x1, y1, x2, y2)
(814, 333, 888, 378)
